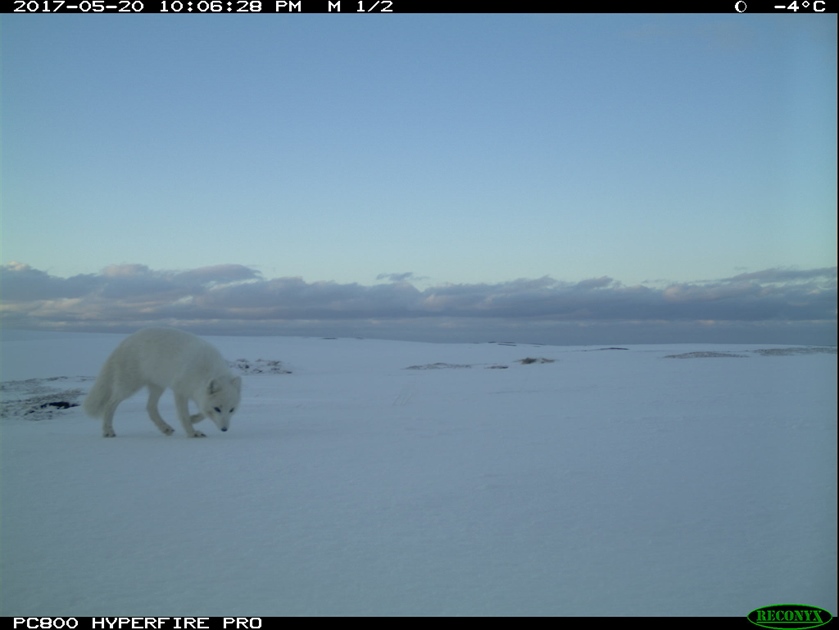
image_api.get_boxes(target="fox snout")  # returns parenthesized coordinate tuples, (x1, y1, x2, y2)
(210, 413, 231, 432)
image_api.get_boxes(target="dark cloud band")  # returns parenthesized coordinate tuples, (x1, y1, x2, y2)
(1, 262, 835, 344)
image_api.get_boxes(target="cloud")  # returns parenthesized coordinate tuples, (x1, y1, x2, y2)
(376, 272, 421, 283)
(1, 262, 835, 344)
(725, 267, 837, 284)
(0, 262, 100, 301)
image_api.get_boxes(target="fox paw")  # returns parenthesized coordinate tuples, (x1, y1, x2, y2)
(189, 431, 206, 438)
(161, 425, 175, 435)
(103, 431, 116, 438)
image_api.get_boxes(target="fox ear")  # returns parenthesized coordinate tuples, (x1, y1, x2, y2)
(208, 379, 221, 395)
(231, 376, 242, 392)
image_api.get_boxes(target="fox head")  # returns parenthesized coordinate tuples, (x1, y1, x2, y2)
(201, 376, 242, 433)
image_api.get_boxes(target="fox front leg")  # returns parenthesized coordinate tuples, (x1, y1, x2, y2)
(175, 395, 206, 437)
(189, 412, 207, 425)
(146, 385, 175, 436)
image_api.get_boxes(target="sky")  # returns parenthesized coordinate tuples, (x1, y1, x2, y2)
(1, 14, 836, 344)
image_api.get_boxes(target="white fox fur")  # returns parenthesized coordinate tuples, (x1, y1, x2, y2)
(84, 328, 241, 438)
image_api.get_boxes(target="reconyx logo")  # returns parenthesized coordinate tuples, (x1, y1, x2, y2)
(748, 604, 834, 629)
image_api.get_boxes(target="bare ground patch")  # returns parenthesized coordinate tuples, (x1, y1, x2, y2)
(753, 347, 836, 356)
(228, 359, 292, 375)
(406, 358, 557, 370)
(0, 376, 92, 421)
(664, 352, 748, 359)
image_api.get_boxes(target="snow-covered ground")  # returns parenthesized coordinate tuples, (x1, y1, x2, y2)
(1, 330, 835, 616)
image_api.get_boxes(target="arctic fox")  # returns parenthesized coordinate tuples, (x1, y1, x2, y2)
(83, 328, 242, 438)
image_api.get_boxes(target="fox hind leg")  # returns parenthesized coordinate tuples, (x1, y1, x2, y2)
(102, 401, 119, 438)
(146, 385, 175, 436)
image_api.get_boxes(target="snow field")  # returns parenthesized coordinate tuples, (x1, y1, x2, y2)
(1, 332, 835, 616)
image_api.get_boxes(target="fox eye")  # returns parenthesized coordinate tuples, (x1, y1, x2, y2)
(214, 407, 221, 413)
(230, 408, 235, 413)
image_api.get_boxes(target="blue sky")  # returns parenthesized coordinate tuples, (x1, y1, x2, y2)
(1, 14, 836, 344)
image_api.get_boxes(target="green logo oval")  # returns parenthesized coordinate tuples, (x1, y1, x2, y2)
(748, 604, 834, 630)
